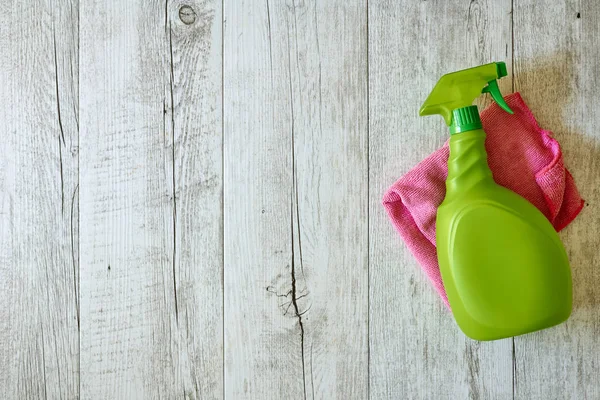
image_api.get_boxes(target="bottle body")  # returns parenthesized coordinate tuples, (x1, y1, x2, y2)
(437, 128, 572, 341)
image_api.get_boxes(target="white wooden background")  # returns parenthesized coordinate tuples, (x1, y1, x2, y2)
(0, 0, 598, 399)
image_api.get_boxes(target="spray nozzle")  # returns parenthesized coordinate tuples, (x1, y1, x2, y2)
(420, 62, 513, 134)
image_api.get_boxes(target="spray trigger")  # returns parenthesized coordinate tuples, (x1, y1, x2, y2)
(482, 79, 514, 114)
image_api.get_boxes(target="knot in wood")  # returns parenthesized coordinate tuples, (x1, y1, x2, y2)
(179, 5, 196, 25)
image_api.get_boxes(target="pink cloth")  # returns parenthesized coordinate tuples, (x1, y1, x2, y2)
(383, 93, 584, 306)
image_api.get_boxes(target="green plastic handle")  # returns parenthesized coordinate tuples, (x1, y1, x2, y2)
(419, 62, 513, 126)
(481, 79, 513, 115)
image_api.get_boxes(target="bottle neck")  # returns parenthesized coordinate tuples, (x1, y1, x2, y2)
(445, 128, 493, 197)
(450, 105, 482, 135)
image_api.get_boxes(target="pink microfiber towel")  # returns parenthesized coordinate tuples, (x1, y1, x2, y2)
(383, 93, 584, 306)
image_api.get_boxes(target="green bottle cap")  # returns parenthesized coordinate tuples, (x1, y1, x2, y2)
(449, 106, 482, 135)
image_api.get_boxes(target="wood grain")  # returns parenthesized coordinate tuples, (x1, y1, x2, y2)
(79, 1, 177, 397)
(368, 1, 513, 398)
(79, 1, 222, 398)
(513, 1, 600, 399)
(223, 0, 297, 396)
(224, 0, 368, 398)
(4, 0, 600, 398)
(0, 0, 79, 398)
(169, 0, 224, 398)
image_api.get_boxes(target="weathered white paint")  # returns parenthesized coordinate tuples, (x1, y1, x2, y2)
(79, 0, 222, 398)
(513, 1, 600, 399)
(1, 0, 599, 399)
(224, 0, 368, 398)
(0, 0, 80, 398)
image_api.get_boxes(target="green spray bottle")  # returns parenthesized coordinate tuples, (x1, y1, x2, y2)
(420, 62, 572, 341)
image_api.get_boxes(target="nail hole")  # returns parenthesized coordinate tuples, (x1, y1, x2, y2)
(179, 5, 197, 25)
(577, 12, 581, 18)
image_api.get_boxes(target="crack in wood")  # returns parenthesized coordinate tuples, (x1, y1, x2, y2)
(512, 338, 517, 400)
(465, 341, 480, 400)
(53, 28, 66, 147)
(58, 136, 65, 213)
(71, 184, 80, 330)
(310, 342, 315, 400)
(40, 324, 48, 400)
(266, 0, 273, 87)
(288, 13, 307, 397)
(53, 28, 66, 213)
(290, 218, 307, 400)
(313, 2, 323, 140)
(167, 9, 179, 324)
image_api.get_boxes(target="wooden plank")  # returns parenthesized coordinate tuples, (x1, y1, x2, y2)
(513, 1, 600, 398)
(287, 1, 369, 398)
(79, 1, 177, 396)
(223, 0, 297, 396)
(368, 1, 513, 398)
(0, 0, 79, 398)
(169, 0, 224, 398)
(224, 0, 368, 398)
(79, 1, 223, 398)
